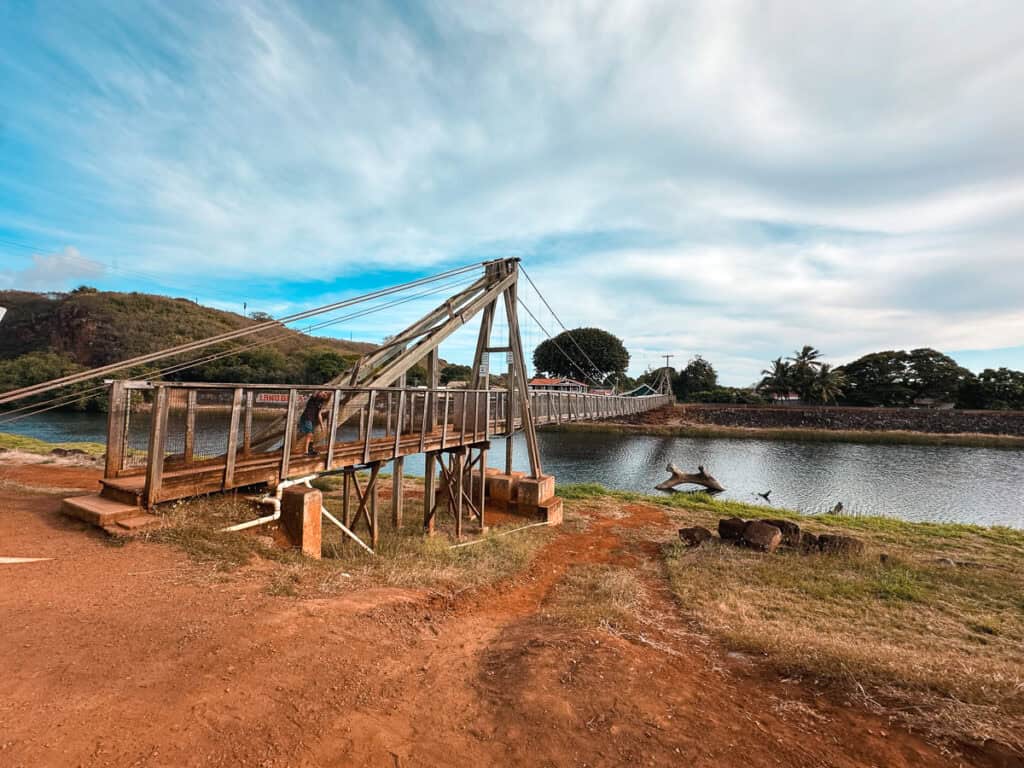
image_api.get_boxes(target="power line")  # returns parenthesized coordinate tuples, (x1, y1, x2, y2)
(516, 297, 604, 387)
(0, 261, 485, 405)
(519, 265, 605, 383)
(0, 274, 480, 425)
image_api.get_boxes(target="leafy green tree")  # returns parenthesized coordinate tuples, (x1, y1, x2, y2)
(675, 356, 717, 400)
(301, 350, 352, 384)
(532, 327, 629, 384)
(838, 348, 972, 406)
(440, 363, 472, 384)
(0, 351, 98, 410)
(958, 367, 1024, 409)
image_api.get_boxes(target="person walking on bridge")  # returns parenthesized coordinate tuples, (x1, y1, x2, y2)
(298, 390, 332, 457)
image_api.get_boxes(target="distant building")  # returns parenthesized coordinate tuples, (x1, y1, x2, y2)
(528, 377, 588, 393)
(769, 392, 803, 405)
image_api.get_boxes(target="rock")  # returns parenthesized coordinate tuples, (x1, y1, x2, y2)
(934, 557, 956, 568)
(818, 534, 864, 555)
(799, 531, 819, 552)
(718, 517, 746, 542)
(741, 521, 782, 553)
(50, 448, 70, 457)
(760, 518, 801, 547)
(678, 526, 713, 547)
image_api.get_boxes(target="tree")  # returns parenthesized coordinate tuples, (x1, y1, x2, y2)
(958, 367, 1024, 409)
(787, 345, 824, 401)
(440, 363, 472, 384)
(757, 357, 792, 399)
(838, 348, 972, 407)
(675, 356, 717, 400)
(532, 327, 629, 384)
(301, 350, 352, 384)
(810, 363, 846, 404)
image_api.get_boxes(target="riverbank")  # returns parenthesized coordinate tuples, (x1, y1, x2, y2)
(543, 405, 1024, 448)
(562, 484, 1024, 757)
(0, 431, 106, 457)
(4, 465, 1016, 766)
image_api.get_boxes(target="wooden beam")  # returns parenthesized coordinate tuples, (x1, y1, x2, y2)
(144, 386, 170, 509)
(104, 380, 127, 479)
(391, 456, 404, 528)
(223, 387, 243, 488)
(281, 388, 297, 480)
(183, 389, 197, 464)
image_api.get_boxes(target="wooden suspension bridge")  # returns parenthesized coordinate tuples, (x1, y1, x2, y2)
(3, 258, 672, 552)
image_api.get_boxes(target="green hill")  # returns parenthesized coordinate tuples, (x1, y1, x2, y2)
(0, 287, 376, 410)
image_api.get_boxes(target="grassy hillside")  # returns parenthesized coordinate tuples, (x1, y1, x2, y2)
(0, 287, 376, 409)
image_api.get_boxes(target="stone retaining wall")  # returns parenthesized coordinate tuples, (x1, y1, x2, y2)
(677, 404, 1024, 436)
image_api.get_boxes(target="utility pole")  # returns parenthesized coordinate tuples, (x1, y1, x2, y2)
(662, 354, 674, 369)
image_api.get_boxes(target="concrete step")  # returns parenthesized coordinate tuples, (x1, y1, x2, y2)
(99, 480, 144, 507)
(62, 494, 143, 527)
(537, 496, 564, 525)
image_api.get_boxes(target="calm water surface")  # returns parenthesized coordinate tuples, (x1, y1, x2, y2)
(6, 412, 1023, 528)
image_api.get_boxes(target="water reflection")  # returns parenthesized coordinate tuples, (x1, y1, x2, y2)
(4, 413, 1022, 528)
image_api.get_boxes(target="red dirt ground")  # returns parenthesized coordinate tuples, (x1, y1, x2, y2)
(0, 463, 1007, 767)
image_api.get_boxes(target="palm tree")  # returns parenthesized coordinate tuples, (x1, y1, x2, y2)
(810, 364, 847, 403)
(787, 345, 825, 401)
(758, 357, 792, 399)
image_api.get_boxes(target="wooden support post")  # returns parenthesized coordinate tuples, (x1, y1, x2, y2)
(342, 469, 351, 529)
(363, 390, 376, 465)
(281, 388, 297, 480)
(502, 274, 543, 477)
(440, 391, 450, 448)
(391, 456, 404, 529)
(183, 389, 197, 464)
(424, 452, 437, 534)
(477, 445, 487, 530)
(223, 387, 242, 488)
(326, 389, 340, 468)
(104, 380, 127, 478)
(243, 390, 254, 455)
(453, 450, 465, 540)
(144, 385, 170, 509)
(369, 466, 379, 548)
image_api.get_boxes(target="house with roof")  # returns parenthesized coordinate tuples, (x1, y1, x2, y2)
(528, 377, 588, 393)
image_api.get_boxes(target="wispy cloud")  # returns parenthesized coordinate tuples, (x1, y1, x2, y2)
(1, 1, 1023, 380)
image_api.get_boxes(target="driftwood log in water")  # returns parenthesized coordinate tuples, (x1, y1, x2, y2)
(655, 463, 725, 493)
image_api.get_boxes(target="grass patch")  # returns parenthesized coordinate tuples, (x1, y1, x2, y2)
(0, 431, 106, 457)
(580, 484, 1024, 749)
(543, 421, 1024, 449)
(545, 564, 646, 630)
(146, 488, 551, 596)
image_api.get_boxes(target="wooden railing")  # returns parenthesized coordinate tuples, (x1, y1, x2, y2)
(103, 380, 671, 505)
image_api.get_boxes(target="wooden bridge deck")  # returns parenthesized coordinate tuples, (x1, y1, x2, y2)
(96, 381, 672, 508)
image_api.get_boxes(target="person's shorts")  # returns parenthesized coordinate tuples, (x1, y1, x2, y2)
(299, 417, 315, 435)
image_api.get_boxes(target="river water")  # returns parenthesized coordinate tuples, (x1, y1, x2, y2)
(4, 412, 1022, 528)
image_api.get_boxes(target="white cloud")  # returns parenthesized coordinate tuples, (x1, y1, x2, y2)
(0, 248, 104, 291)
(2, 0, 1024, 380)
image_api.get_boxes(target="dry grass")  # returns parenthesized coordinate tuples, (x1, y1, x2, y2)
(148, 488, 551, 597)
(545, 564, 647, 631)
(644, 494, 1024, 750)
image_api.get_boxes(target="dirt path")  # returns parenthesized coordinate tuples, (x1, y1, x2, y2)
(0, 464, 988, 767)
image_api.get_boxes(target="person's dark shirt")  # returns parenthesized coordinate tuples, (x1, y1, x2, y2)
(302, 392, 329, 422)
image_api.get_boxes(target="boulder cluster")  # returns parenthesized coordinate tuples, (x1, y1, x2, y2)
(678, 517, 864, 555)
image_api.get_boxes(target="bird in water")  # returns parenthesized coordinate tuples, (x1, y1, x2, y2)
(756, 490, 772, 502)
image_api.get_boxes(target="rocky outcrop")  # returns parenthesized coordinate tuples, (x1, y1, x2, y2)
(678, 526, 713, 547)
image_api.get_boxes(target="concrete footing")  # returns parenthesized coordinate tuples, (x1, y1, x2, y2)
(281, 486, 322, 559)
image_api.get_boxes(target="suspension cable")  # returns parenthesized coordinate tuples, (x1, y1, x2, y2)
(519, 265, 606, 382)
(0, 262, 484, 405)
(0, 274, 479, 425)
(516, 298, 604, 387)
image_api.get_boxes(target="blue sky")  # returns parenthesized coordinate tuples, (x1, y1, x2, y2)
(2, 1, 1023, 384)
